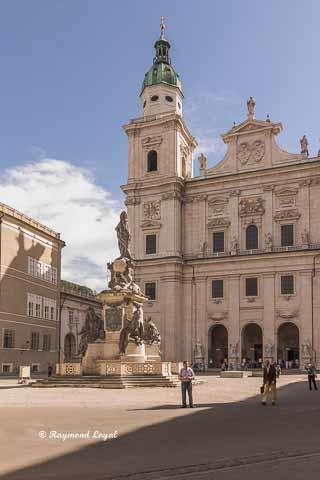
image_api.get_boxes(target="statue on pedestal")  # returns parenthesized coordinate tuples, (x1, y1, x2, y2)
(78, 306, 105, 355)
(116, 211, 132, 260)
(300, 135, 309, 157)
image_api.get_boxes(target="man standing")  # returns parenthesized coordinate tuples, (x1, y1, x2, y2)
(306, 363, 318, 391)
(262, 360, 277, 405)
(179, 361, 195, 408)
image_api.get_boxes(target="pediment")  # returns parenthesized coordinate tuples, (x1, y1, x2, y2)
(208, 196, 229, 206)
(221, 119, 283, 144)
(275, 187, 298, 196)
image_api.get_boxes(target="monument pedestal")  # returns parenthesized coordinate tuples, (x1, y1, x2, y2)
(123, 342, 146, 363)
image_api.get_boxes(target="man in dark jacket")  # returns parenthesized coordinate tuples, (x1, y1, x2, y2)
(262, 360, 277, 405)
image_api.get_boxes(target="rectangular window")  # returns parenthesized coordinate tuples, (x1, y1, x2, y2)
(31, 364, 40, 373)
(146, 234, 157, 255)
(213, 232, 225, 253)
(281, 275, 294, 295)
(246, 277, 258, 296)
(43, 334, 51, 351)
(31, 332, 40, 350)
(28, 297, 34, 317)
(281, 224, 294, 247)
(3, 329, 15, 348)
(28, 257, 57, 284)
(145, 282, 156, 300)
(2, 363, 13, 373)
(212, 280, 223, 298)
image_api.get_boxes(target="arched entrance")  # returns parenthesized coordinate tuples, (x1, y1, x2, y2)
(64, 333, 76, 362)
(208, 325, 228, 368)
(241, 323, 263, 366)
(277, 322, 299, 368)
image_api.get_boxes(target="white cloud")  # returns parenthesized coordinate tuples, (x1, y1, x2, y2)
(0, 159, 120, 291)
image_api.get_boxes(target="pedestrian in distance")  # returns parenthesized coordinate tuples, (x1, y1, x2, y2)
(261, 360, 277, 406)
(306, 363, 318, 391)
(179, 360, 195, 408)
(48, 363, 53, 378)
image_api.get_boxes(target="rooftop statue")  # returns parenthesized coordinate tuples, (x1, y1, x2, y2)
(247, 96, 256, 119)
(300, 135, 309, 157)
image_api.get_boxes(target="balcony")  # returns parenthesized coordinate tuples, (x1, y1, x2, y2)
(183, 243, 320, 260)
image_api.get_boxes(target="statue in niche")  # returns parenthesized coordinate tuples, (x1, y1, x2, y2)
(265, 232, 273, 248)
(230, 236, 239, 251)
(301, 229, 310, 244)
(300, 135, 309, 156)
(115, 211, 132, 259)
(78, 306, 105, 355)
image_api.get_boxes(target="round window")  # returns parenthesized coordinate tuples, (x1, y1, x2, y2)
(165, 95, 173, 103)
(151, 95, 159, 102)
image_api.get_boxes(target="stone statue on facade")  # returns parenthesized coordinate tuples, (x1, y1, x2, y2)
(301, 229, 310, 245)
(78, 306, 105, 355)
(230, 236, 239, 252)
(143, 317, 161, 344)
(198, 153, 207, 173)
(247, 96, 256, 119)
(301, 341, 312, 358)
(264, 342, 274, 357)
(229, 342, 239, 356)
(116, 210, 132, 260)
(265, 232, 273, 248)
(200, 240, 207, 256)
(300, 135, 309, 157)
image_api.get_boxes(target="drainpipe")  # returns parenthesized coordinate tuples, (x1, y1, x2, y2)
(312, 252, 320, 365)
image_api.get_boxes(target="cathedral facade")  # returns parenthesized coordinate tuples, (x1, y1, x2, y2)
(122, 27, 320, 368)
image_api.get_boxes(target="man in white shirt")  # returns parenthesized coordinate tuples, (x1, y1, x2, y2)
(179, 361, 195, 408)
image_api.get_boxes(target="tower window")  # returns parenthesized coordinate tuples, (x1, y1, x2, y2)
(143, 100, 146, 108)
(246, 224, 258, 250)
(151, 95, 159, 102)
(147, 150, 158, 172)
(165, 95, 173, 102)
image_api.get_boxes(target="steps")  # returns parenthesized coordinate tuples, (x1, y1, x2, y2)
(32, 374, 180, 389)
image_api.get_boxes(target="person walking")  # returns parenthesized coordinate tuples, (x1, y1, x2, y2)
(261, 360, 277, 405)
(48, 363, 53, 378)
(306, 363, 318, 391)
(179, 361, 195, 408)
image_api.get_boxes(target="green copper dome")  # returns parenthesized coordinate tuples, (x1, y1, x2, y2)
(141, 35, 182, 95)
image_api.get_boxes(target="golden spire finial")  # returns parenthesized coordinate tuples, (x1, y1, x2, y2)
(160, 16, 166, 38)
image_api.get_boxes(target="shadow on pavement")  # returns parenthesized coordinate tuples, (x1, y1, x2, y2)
(1, 380, 320, 480)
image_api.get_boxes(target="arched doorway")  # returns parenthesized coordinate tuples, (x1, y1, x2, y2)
(64, 333, 76, 362)
(208, 325, 228, 368)
(241, 323, 263, 366)
(277, 322, 299, 368)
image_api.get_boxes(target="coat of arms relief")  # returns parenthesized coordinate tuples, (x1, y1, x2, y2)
(237, 138, 265, 165)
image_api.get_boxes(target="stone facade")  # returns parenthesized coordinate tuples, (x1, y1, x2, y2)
(122, 32, 320, 369)
(60, 281, 102, 363)
(0, 203, 64, 374)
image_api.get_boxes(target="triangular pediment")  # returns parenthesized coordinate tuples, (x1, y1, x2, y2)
(221, 118, 283, 144)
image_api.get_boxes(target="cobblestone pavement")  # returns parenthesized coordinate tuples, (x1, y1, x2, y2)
(0, 375, 319, 479)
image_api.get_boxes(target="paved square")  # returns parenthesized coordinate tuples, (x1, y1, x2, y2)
(1, 375, 320, 479)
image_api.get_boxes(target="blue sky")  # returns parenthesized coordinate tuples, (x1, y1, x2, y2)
(0, 0, 319, 288)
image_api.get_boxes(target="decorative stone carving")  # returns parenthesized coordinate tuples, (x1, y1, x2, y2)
(239, 197, 265, 216)
(274, 209, 301, 222)
(276, 310, 299, 319)
(237, 139, 265, 165)
(78, 306, 105, 356)
(279, 195, 295, 207)
(143, 200, 161, 220)
(263, 184, 275, 192)
(208, 197, 228, 217)
(125, 197, 141, 206)
(229, 189, 241, 197)
(208, 217, 230, 228)
(300, 135, 309, 157)
(301, 340, 312, 358)
(141, 135, 163, 149)
(141, 220, 161, 230)
(119, 303, 144, 354)
(200, 240, 207, 256)
(162, 192, 181, 201)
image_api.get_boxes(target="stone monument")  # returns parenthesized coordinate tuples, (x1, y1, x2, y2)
(79, 210, 170, 378)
